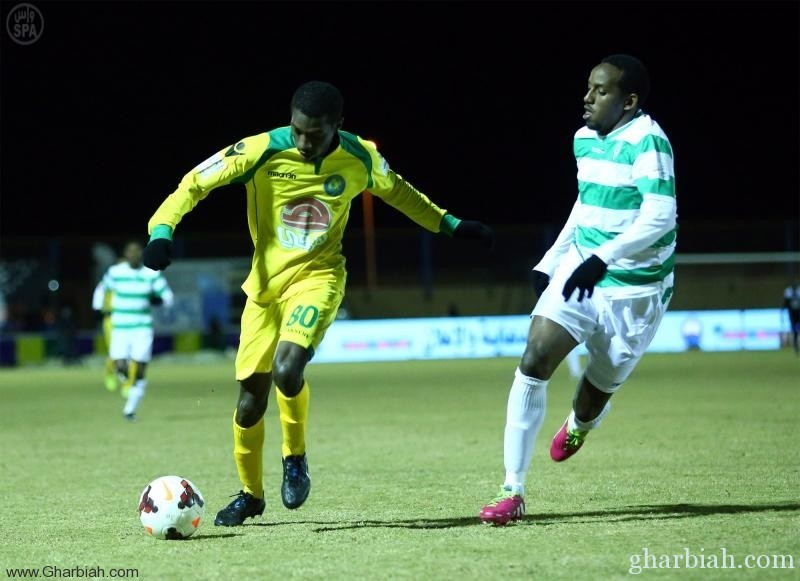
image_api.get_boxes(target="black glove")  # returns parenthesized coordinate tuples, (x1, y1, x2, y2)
(532, 270, 550, 298)
(453, 220, 495, 249)
(143, 238, 172, 271)
(562, 255, 608, 302)
(149, 294, 164, 306)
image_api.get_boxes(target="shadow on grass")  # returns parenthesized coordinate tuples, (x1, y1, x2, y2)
(524, 501, 800, 527)
(188, 532, 242, 540)
(291, 501, 800, 532)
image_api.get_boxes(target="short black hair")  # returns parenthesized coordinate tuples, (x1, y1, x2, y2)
(291, 81, 343, 121)
(123, 240, 142, 252)
(601, 54, 650, 107)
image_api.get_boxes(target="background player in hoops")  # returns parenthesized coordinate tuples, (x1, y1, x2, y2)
(93, 241, 174, 420)
(479, 55, 677, 524)
(143, 81, 495, 526)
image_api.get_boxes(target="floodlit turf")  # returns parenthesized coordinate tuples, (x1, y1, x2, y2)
(1, 351, 798, 579)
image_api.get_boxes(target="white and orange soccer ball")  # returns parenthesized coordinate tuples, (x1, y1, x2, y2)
(138, 475, 205, 539)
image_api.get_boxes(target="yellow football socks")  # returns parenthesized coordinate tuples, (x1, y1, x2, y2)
(104, 358, 117, 392)
(121, 361, 137, 398)
(233, 410, 265, 499)
(276, 382, 310, 458)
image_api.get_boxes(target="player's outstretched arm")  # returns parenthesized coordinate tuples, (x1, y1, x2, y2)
(378, 178, 495, 249)
(144, 134, 270, 271)
(356, 138, 494, 248)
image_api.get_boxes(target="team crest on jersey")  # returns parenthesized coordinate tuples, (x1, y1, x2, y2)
(324, 174, 346, 196)
(278, 198, 332, 251)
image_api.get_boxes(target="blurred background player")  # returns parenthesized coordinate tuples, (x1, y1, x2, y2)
(680, 314, 703, 351)
(783, 282, 800, 354)
(92, 255, 124, 390)
(142, 80, 495, 526)
(92, 241, 174, 420)
(479, 55, 677, 525)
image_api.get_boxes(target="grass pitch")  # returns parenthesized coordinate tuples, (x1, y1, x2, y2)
(1, 351, 798, 579)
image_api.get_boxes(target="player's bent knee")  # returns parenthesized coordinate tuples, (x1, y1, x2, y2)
(133, 361, 147, 379)
(519, 344, 558, 380)
(236, 391, 267, 427)
(272, 359, 305, 396)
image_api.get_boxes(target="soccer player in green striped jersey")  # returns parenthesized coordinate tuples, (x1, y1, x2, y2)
(92, 241, 174, 421)
(480, 55, 677, 525)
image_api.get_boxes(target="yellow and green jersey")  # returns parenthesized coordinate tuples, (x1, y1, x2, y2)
(148, 128, 459, 302)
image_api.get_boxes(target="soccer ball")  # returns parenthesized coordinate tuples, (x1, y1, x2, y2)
(138, 475, 205, 539)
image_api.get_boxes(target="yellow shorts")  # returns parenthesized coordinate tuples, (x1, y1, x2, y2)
(234, 282, 343, 381)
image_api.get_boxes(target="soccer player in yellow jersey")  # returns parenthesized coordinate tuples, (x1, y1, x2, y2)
(143, 81, 494, 526)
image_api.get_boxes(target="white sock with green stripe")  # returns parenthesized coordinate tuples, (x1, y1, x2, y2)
(123, 379, 147, 415)
(503, 368, 548, 496)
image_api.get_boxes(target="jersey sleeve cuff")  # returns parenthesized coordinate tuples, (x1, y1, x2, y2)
(440, 213, 461, 237)
(149, 224, 174, 242)
(591, 247, 616, 265)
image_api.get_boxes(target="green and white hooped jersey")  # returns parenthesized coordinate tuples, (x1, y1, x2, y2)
(97, 263, 174, 329)
(536, 111, 677, 298)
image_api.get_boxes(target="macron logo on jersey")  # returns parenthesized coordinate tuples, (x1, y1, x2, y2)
(267, 170, 297, 180)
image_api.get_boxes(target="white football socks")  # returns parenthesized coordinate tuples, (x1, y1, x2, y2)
(123, 379, 148, 415)
(568, 401, 611, 432)
(503, 368, 548, 496)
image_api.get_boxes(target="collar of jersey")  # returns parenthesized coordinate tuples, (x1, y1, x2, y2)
(597, 109, 645, 141)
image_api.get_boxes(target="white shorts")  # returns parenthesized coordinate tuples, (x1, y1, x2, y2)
(109, 327, 154, 363)
(533, 252, 673, 393)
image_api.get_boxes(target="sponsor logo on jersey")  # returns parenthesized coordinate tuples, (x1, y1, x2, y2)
(267, 170, 297, 180)
(225, 141, 246, 157)
(281, 198, 331, 231)
(278, 198, 332, 251)
(324, 174, 346, 196)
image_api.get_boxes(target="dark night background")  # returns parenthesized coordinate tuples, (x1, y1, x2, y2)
(1, 0, 799, 279)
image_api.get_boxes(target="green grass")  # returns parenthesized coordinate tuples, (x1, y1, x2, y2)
(1, 352, 798, 580)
